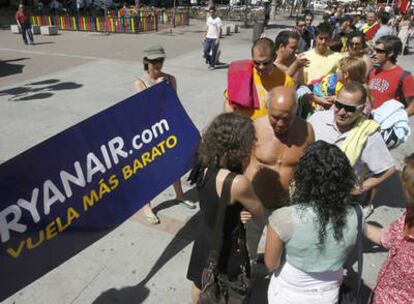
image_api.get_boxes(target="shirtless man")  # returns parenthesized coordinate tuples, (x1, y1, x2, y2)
(245, 86, 314, 260)
(274, 30, 309, 86)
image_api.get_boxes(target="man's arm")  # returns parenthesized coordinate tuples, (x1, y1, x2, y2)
(15, 13, 21, 27)
(360, 166, 396, 193)
(223, 96, 235, 113)
(286, 54, 309, 81)
(216, 20, 222, 45)
(405, 96, 414, 117)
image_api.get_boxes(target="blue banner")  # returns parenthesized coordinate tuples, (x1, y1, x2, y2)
(0, 81, 200, 302)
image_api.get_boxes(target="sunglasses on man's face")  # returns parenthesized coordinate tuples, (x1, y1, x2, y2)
(374, 47, 386, 54)
(148, 58, 164, 64)
(253, 59, 273, 67)
(334, 100, 363, 113)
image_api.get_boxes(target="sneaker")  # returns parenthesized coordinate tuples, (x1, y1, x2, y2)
(363, 204, 374, 219)
(177, 199, 196, 209)
(208, 66, 215, 70)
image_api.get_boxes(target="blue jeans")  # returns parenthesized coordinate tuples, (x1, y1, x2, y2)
(21, 24, 34, 44)
(203, 38, 218, 68)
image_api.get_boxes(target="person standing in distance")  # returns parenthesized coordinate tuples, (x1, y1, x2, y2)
(15, 4, 34, 45)
(204, 6, 223, 71)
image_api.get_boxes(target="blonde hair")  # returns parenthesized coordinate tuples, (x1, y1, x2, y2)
(339, 57, 367, 84)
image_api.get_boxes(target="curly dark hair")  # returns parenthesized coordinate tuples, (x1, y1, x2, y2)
(291, 141, 355, 246)
(197, 113, 255, 173)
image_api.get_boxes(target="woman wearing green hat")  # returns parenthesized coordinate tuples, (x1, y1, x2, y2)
(134, 45, 195, 225)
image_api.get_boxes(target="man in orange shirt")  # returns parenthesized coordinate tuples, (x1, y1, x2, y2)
(224, 38, 295, 120)
(15, 4, 34, 45)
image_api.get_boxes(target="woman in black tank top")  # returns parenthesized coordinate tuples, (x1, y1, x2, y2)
(186, 113, 265, 304)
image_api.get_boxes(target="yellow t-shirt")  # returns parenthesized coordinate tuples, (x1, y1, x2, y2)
(237, 67, 295, 120)
(303, 49, 343, 85)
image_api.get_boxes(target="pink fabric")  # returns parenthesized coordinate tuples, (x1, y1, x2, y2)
(372, 212, 414, 304)
(227, 60, 260, 109)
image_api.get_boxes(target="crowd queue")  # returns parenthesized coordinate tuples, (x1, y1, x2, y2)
(136, 4, 414, 304)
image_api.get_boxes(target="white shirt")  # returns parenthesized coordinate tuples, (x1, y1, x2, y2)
(308, 109, 395, 177)
(206, 16, 222, 39)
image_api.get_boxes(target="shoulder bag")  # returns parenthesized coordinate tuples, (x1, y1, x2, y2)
(198, 173, 250, 304)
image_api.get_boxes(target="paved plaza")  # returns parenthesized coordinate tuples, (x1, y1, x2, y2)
(0, 17, 414, 304)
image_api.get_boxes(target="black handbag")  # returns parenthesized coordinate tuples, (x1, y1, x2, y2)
(338, 204, 363, 304)
(198, 173, 250, 304)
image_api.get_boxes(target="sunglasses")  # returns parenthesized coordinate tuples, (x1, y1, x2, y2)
(148, 58, 164, 64)
(253, 59, 273, 67)
(374, 47, 386, 54)
(334, 100, 364, 113)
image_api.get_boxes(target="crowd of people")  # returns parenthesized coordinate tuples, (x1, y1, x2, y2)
(187, 4, 414, 304)
(134, 4, 414, 303)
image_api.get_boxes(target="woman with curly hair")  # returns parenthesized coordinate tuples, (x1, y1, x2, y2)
(186, 113, 265, 303)
(365, 153, 414, 304)
(265, 141, 360, 304)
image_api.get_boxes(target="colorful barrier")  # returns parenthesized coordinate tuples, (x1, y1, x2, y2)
(157, 11, 188, 26)
(30, 6, 189, 33)
(30, 12, 186, 33)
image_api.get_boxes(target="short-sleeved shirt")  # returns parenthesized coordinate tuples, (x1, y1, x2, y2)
(308, 109, 395, 176)
(372, 25, 395, 44)
(373, 212, 414, 304)
(230, 66, 295, 120)
(206, 16, 222, 39)
(269, 204, 361, 272)
(303, 48, 343, 84)
(368, 66, 414, 109)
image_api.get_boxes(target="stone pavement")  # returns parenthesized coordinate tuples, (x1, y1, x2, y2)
(0, 17, 413, 304)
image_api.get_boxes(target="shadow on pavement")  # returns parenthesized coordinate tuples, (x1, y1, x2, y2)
(372, 171, 406, 209)
(33, 41, 55, 45)
(0, 58, 30, 78)
(0, 78, 83, 102)
(93, 189, 200, 304)
(92, 283, 150, 304)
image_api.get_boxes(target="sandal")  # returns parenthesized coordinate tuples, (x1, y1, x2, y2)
(143, 210, 160, 225)
(176, 199, 196, 209)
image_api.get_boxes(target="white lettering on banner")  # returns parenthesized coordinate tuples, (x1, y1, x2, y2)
(132, 119, 169, 150)
(0, 119, 171, 244)
(108, 137, 128, 165)
(60, 162, 86, 198)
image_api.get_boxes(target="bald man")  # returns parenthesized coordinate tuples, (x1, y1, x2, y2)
(245, 86, 314, 260)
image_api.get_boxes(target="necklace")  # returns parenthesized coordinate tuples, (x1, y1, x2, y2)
(275, 147, 286, 167)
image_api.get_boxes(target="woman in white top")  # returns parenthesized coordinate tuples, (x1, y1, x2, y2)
(265, 141, 361, 304)
(134, 45, 195, 224)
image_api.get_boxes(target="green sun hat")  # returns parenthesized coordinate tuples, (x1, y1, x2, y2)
(144, 45, 166, 60)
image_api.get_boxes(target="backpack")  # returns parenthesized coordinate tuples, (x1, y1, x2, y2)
(395, 70, 411, 107)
